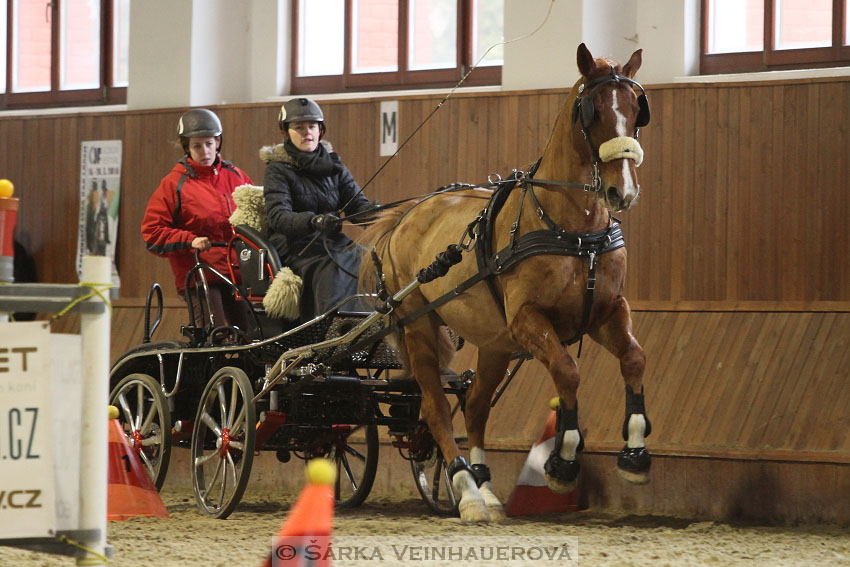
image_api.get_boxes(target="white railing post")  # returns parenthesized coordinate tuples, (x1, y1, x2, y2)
(77, 255, 111, 564)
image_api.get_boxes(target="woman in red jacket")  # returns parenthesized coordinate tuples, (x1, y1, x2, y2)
(141, 108, 253, 330)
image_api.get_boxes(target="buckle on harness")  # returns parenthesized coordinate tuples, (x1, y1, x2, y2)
(586, 251, 597, 290)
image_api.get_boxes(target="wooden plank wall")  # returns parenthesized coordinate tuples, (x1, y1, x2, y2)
(4, 76, 849, 521)
(1, 80, 849, 303)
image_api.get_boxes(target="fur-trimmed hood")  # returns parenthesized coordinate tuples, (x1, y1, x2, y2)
(259, 140, 334, 164)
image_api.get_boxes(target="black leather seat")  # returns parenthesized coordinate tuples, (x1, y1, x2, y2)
(232, 224, 282, 300)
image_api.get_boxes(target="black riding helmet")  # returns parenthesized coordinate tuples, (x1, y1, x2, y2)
(177, 108, 223, 153)
(279, 98, 326, 138)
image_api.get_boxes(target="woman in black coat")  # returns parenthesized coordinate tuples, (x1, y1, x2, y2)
(261, 98, 375, 322)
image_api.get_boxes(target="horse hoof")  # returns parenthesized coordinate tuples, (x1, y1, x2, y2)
(617, 468, 650, 484)
(479, 485, 506, 522)
(459, 499, 492, 523)
(545, 474, 577, 494)
(544, 453, 580, 484)
(617, 446, 651, 485)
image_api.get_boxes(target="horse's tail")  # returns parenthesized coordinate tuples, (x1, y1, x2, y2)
(385, 323, 457, 379)
(356, 200, 457, 377)
(356, 201, 417, 294)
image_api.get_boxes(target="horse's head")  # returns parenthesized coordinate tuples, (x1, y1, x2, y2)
(571, 43, 650, 211)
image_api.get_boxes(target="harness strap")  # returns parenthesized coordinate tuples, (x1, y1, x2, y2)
(327, 265, 494, 365)
(335, 222, 623, 363)
(526, 183, 559, 232)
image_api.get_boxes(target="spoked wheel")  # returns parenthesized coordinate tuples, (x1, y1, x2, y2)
(411, 442, 459, 516)
(190, 366, 256, 519)
(324, 423, 379, 508)
(411, 398, 465, 516)
(109, 373, 172, 490)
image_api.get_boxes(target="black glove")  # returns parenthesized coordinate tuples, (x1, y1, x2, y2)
(353, 200, 382, 225)
(310, 213, 341, 232)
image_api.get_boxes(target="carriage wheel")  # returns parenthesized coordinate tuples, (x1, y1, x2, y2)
(109, 373, 172, 491)
(411, 442, 459, 516)
(190, 366, 256, 519)
(324, 423, 379, 509)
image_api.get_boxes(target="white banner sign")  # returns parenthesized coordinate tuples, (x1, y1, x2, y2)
(77, 140, 122, 292)
(49, 333, 82, 532)
(0, 322, 56, 538)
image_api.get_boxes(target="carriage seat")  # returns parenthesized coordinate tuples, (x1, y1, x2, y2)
(232, 224, 282, 298)
(230, 184, 301, 321)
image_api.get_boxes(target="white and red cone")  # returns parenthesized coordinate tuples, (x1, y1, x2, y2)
(505, 399, 579, 516)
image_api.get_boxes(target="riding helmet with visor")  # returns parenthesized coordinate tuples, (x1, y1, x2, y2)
(177, 108, 223, 153)
(279, 97, 326, 138)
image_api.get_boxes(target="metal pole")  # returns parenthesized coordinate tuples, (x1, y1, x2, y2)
(77, 256, 111, 565)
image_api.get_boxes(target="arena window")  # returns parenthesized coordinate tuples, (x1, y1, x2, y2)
(292, 0, 503, 94)
(701, 0, 850, 74)
(0, 0, 128, 110)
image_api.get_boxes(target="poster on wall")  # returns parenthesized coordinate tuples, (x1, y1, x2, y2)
(77, 140, 122, 293)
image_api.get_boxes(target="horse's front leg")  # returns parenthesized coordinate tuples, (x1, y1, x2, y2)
(464, 349, 511, 520)
(509, 306, 583, 494)
(403, 319, 490, 523)
(592, 296, 651, 484)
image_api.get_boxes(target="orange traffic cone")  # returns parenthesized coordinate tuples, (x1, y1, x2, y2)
(505, 399, 579, 516)
(263, 458, 335, 567)
(107, 406, 169, 521)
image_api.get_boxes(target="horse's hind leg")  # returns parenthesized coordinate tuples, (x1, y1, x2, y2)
(592, 297, 651, 484)
(464, 349, 511, 520)
(509, 307, 584, 493)
(403, 318, 490, 523)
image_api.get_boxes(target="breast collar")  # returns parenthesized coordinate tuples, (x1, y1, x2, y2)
(471, 161, 626, 346)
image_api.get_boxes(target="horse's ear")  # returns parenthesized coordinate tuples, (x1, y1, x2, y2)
(577, 43, 595, 77)
(622, 48, 643, 79)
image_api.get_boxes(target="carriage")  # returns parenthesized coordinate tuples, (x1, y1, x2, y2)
(108, 223, 472, 519)
(111, 43, 655, 523)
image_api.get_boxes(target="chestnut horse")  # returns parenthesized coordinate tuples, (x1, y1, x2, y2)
(359, 43, 652, 522)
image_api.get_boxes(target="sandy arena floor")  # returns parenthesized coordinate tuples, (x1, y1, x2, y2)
(2, 485, 849, 566)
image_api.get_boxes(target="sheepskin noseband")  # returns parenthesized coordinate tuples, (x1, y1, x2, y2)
(599, 136, 643, 167)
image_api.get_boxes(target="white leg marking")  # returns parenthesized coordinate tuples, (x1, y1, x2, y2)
(451, 470, 491, 523)
(558, 429, 582, 461)
(469, 447, 504, 521)
(627, 413, 646, 449)
(470, 446, 485, 466)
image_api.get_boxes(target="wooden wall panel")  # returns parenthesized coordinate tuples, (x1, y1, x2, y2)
(3, 77, 849, 507)
(4, 78, 850, 305)
(475, 310, 850, 461)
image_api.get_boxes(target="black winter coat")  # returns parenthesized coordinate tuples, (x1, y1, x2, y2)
(260, 141, 371, 258)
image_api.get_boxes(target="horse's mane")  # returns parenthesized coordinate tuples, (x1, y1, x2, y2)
(356, 201, 418, 293)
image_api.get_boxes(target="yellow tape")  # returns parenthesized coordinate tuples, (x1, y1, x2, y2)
(52, 282, 112, 320)
(57, 534, 109, 565)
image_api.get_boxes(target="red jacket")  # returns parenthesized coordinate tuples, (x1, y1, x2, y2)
(141, 156, 253, 293)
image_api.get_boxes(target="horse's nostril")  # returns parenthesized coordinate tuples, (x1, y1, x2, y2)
(607, 186, 620, 203)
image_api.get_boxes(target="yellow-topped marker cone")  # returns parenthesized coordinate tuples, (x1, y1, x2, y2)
(108, 405, 120, 420)
(0, 179, 14, 198)
(262, 458, 336, 567)
(504, 397, 579, 516)
(306, 457, 336, 486)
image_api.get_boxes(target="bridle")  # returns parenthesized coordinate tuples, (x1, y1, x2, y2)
(518, 65, 651, 199)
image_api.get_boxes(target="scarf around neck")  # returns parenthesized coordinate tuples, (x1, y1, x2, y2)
(284, 139, 336, 177)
